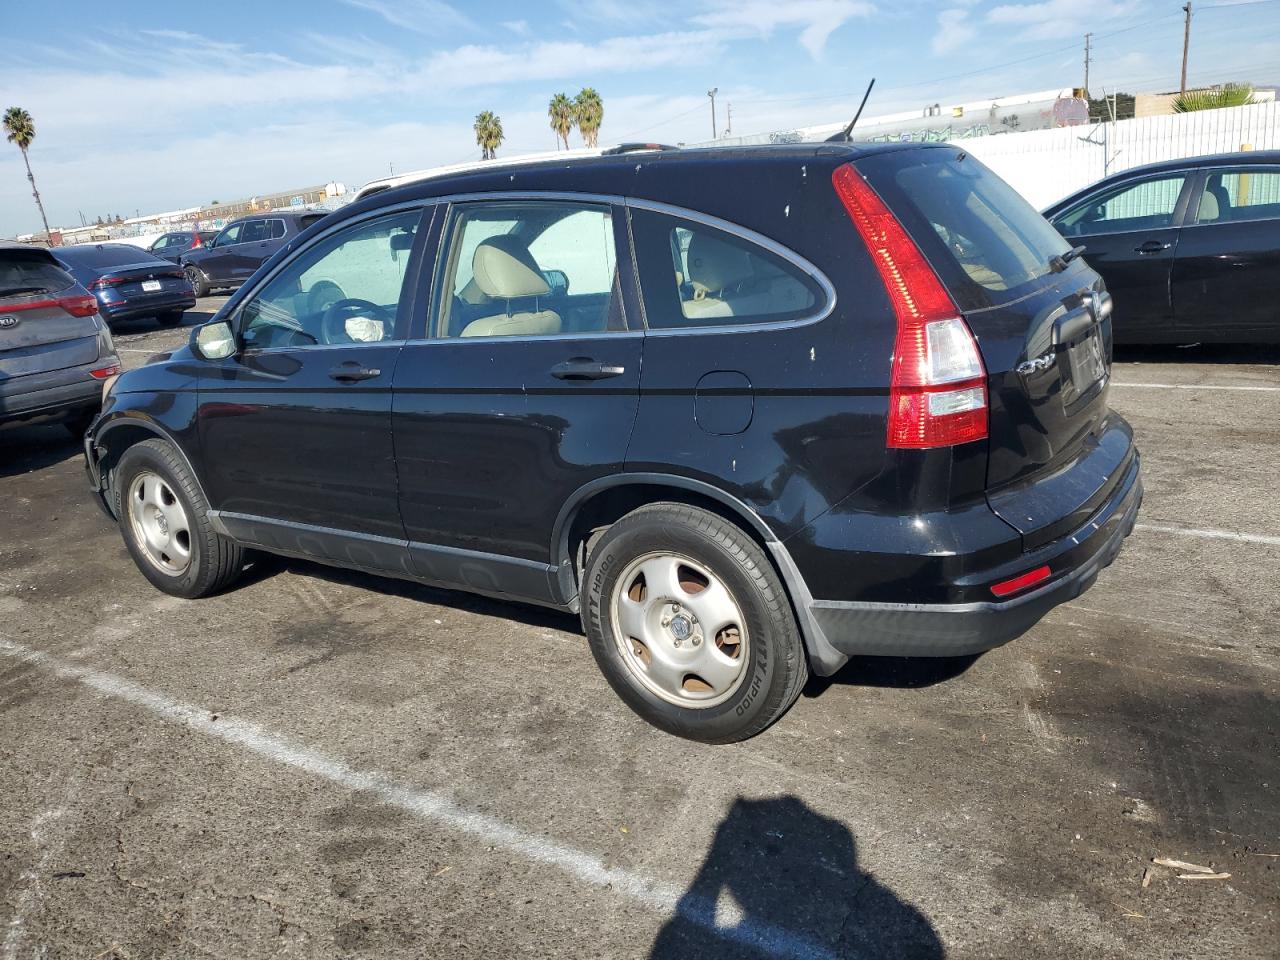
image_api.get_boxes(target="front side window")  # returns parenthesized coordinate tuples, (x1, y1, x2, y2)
(1196, 168, 1280, 224)
(239, 209, 422, 350)
(216, 223, 243, 247)
(435, 201, 623, 338)
(1056, 175, 1189, 237)
(630, 209, 822, 329)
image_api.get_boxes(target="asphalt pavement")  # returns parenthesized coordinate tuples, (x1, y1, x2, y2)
(1, 299, 1276, 959)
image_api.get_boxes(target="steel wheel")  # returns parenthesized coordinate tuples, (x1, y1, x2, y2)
(126, 470, 192, 576)
(609, 551, 749, 709)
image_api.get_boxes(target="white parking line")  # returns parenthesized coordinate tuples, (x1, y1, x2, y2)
(1135, 523, 1280, 547)
(1112, 382, 1280, 392)
(0, 639, 840, 960)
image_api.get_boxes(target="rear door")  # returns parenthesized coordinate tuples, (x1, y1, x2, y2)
(857, 149, 1133, 546)
(392, 198, 641, 603)
(0, 252, 100, 380)
(1047, 171, 1194, 343)
(1171, 164, 1280, 342)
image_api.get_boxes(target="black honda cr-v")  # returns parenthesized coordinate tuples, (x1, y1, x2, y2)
(84, 143, 1141, 742)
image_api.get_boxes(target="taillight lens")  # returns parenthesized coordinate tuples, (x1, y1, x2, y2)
(2, 292, 99, 317)
(90, 363, 121, 380)
(832, 163, 988, 449)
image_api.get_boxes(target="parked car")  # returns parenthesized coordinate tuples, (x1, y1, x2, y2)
(180, 212, 327, 296)
(148, 230, 218, 263)
(1043, 150, 1280, 344)
(1, 241, 121, 436)
(84, 143, 1141, 742)
(53, 244, 195, 328)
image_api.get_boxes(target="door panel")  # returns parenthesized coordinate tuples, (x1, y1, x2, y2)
(392, 199, 641, 602)
(1171, 166, 1280, 343)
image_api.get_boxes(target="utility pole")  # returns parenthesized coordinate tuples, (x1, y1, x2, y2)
(1083, 33, 1092, 97)
(708, 87, 718, 140)
(725, 103, 732, 137)
(1181, 2, 1192, 95)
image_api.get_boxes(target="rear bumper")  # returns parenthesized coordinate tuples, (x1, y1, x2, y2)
(786, 453, 1142, 672)
(0, 366, 104, 424)
(101, 295, 196, 322)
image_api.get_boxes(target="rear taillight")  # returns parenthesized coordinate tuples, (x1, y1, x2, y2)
(832, 163, 988, 449)
(2, 292, 99, 317)
(89, 363, 120, 380)
(88, 277, 122, 290)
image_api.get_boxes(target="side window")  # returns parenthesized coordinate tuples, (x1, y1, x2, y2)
(216, 223, 243, 247)
(268, 219, 287, 239)
(630, 209, 822, 329)
(1196, 168, 1280, 224)
(1056, 175, 1188, 237)
(435, 201, 623, 338)
(239, 209, 422, 351)
(240, 220, 267, 243)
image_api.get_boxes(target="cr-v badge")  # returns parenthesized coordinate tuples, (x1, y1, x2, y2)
(1016, 352, 1055, 376)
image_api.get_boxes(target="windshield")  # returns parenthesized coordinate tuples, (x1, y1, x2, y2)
(857, 149, 1072, 310)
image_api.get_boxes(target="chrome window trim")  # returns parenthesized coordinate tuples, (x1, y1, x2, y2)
(1189, 163, 1280, 227)
(1051, 168, 1200, 233)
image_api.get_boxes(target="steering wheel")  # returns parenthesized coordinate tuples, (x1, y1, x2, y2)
(320, 298, 394, 344)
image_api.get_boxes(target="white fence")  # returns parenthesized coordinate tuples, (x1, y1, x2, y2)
(958, 101, 1280, 210)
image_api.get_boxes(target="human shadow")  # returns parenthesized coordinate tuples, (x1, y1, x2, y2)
(650, 796, 943, 959)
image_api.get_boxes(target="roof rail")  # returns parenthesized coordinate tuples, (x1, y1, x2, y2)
(601, 143, 681, 156)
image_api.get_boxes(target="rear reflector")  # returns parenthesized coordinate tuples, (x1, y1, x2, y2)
(991, 565, 1051, 598)
(89, 363, 121, 380)
(831, 164, 988, 449)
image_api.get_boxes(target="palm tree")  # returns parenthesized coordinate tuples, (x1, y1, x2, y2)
(1173, 83, 1256, 113)
(574, 88, 603, 148)
(3, 107, 53, 241)
(548, 93, 576, 150)
(474, 110, 504, 160)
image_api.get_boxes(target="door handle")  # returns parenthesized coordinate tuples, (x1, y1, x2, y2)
(550, 358, 626, 381)
(328, 361, 381, 382)
(1134, 240, 1172, 254)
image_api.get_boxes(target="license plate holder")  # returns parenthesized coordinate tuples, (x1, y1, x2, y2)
(1068, 329, 1106, 390)
(141, 279, 162, 293)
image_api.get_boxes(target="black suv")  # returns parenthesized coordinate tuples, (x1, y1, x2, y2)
(180, 211, 327, 296)
(85, 144, 1141, 742)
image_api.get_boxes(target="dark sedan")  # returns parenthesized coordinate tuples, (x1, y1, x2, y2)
(1043, 150, 1280, 344)
(54, 244, 196, 328)
(181, 211, 326, 296)
(148, 230, 218, 263)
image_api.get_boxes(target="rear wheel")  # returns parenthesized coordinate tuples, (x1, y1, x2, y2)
(157, 310, 184, 327)
(113, 439, 244, 598)
(184, 266, 209, 298)
(582, 503, 808, 743)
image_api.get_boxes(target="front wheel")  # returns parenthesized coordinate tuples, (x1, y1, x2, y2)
(582, 503, 808, 743)
(184, 266, 209, 298)
(113, 438, 244, 598)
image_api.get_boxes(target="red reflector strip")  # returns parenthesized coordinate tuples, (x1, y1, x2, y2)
(89, 364, 121, 380)
(991, 565, 1051, 598)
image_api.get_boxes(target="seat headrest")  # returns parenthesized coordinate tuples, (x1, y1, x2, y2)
(687, 232, 754, 292)
(472, 235, 550, 299)
(1198, 190, 1220, 222)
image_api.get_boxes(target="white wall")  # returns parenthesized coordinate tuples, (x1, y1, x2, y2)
(957, 101, 1280, 210)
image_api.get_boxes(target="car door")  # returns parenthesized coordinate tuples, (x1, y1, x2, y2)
(392, 198, 643, 604)
(193, 206, 431, 572)
(232, 218, 270, 283)
(204, 222, 243, 284)
(1049, 171, 1194, 343)
(1170, 165, 1280, 343)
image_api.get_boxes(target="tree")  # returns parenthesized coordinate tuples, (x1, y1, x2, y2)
(3, 106, 53, 241)
(474, 110, 504, 160)
(574, 87, 603, 148)
(548, 93, 576, 150)
(1173, 83, 1255, 113)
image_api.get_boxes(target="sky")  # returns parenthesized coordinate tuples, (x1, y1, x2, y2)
(2, 0, 1279, 235)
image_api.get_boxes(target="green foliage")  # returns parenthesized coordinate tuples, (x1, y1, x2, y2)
(574, 88, 603, 148)
(1173, 83, 1255, 113)
(474, 110, 504, 160)
(548, 93, 576, 150)
(3, 106, 35, 149)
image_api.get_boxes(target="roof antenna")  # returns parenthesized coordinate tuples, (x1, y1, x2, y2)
(829, 78, 876, 143)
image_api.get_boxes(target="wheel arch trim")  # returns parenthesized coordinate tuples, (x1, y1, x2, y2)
(92, 416, 220, 530)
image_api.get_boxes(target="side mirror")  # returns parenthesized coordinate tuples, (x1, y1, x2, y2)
(194, 321, 236, 360)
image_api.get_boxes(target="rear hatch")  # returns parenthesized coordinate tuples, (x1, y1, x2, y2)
(856, 147, 1132, 548)
(0, 251, 101, 379)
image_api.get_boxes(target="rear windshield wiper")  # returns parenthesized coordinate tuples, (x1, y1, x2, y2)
(0, 285, 47, 297)
(1049, 245, 1087, 273)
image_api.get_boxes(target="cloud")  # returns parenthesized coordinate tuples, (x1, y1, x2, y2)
(693, 0, 875, 59)
(986, 0, 1141, 40)
(502, 20, 531, 35)
(339, 0, 475, 34)
(932, 9, 977, 55)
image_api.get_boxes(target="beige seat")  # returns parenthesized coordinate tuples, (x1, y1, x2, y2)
(460, 236, 561, 338)
(682, 232, 753, 320)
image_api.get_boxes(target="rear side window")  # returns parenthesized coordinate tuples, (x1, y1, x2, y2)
(630, 209, 822, 329)
(857, 150, 1071, 310)
(268, 219, 287, 239)
(240, 220, 268, 243)
(1196, 168, 1280, 224)
(0, 253, 75, 297)
(1057, 174, 1189, 236)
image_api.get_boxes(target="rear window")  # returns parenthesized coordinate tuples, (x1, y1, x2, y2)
(0, 252, 75, 297)
(857, 150, 1071, 310)
(56, 244, 161, 269)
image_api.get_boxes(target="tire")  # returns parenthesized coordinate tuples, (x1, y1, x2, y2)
(156, 310, 184, 327)
(582, 503, 808, 743)
(184, 266, 209, 298)
(112, 438, 244, 598)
